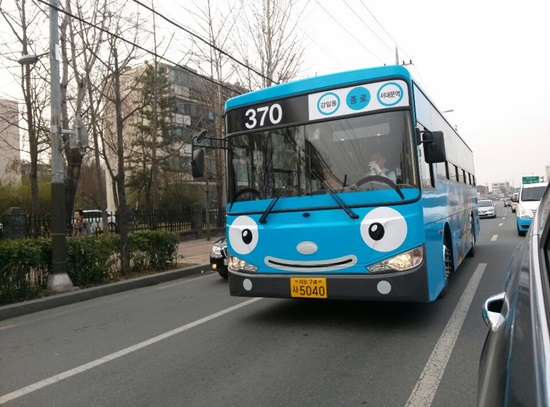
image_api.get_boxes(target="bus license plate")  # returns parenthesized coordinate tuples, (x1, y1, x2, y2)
(290, 278, 327, 299)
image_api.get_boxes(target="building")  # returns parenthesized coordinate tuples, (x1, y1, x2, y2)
(0, 99, 21, 185)
(477, 184, 489, 198)
(102, 62, 236, 212)
(490, 181, 511, 197)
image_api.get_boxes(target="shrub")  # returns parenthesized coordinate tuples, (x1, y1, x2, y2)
(0, 230, 179, 305)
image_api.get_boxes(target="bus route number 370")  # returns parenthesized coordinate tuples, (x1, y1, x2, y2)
(244, 103, 283, 129)
(290, 278, 328, 299)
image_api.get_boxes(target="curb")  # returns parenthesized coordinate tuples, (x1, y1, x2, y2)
(0, 263, 211, 322)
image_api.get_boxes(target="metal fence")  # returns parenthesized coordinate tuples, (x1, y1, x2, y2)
(0, 206, 226, 240)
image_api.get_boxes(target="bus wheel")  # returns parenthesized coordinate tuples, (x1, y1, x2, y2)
(439, 237, 453, 299)
(466, 216, 476, 258)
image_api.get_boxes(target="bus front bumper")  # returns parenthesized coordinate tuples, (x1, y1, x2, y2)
(228, 264, 433, 303)
(517, 217, 532, 233)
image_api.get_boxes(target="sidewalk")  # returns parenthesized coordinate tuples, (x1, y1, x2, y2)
(0, 236, 222, 322)
(177, 235, 221, 267)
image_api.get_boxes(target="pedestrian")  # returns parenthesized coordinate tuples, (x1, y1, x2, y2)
(73, 209, 91, 237)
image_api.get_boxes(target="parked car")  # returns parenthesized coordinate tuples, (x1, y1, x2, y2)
(210, 236, 228, 278)
(80, 210, 117, 233)
(478, 182, 550, 406)
(478, 199, 496, 219)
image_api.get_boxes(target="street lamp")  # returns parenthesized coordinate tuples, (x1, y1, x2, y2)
(19, 0, 73, 291)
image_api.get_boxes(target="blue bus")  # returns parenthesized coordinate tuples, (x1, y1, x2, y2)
(198, 65, 478, 302)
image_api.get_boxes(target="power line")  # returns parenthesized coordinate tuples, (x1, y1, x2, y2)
(354, 1, 434, 94)
(267, 0, 346, 74)
(313, 0, 385, 65)
(358, 0, 413, 63)
(35, 0, 244, 95)
(131, 0, 278, 85)
(342, 0, 394, 57)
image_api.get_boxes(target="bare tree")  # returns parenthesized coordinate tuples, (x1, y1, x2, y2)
(182, 0, 242, 222)
(0, 0, 50, 219)
(64, 0, 113, 232)
(234, 0, 307, 88)
(98, 6, 148, 276)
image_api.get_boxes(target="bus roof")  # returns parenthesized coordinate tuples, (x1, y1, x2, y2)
(225, 65, 412, 111)
(522, 182, 548, 189)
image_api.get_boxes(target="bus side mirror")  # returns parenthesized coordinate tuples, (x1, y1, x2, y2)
(422, 130, 446, 163)
(191, 149, 204, 178)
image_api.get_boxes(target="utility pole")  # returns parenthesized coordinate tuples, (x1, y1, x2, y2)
(395, 46, 399, 65)
(47, 0, 73, 291)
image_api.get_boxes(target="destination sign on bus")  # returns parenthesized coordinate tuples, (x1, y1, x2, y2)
(226, 79, 409, 134)
(308, 80, 409, 121)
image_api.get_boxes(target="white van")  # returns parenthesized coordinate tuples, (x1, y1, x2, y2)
(516, 182, 548, 236)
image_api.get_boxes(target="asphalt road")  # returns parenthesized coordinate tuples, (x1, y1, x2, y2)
(0, 204, 522, 406)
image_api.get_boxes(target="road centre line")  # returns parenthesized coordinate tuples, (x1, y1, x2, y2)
(498, 223, 503, 227)
(491, 235, 498, 241)
(0, 297, 262, 405)
(404, 263, 487, 407)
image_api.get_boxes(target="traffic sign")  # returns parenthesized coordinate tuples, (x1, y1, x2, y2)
(522, 176, 540, 184)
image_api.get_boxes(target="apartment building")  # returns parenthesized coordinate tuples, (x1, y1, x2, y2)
(102, 62, 229, 212)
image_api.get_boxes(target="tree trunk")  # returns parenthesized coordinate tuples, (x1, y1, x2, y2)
(114, 48, 131, 276)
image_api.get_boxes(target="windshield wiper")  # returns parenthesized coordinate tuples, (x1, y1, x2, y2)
(311, 170, 359, 220)
(259, 187, 285, 224)
(323, 181, 359, 220)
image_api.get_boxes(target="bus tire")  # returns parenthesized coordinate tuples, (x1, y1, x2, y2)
(439, 235, 453, 299)
(466, 216, 476, 258)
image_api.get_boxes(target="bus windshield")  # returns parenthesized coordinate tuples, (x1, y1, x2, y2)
(227, 110, 419, 203)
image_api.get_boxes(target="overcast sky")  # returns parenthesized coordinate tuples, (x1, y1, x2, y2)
(298, 0, 550, 188)
(1, 0, 548, 188)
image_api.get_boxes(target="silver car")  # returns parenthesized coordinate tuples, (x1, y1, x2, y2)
(478, 183, 550, 406)
(478, 199, 496, 219)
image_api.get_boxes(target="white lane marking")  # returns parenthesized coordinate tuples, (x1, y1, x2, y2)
(491, 235, 498, 242)
(0, 298, 262, 404)
(498, 223, 503, 226)
(405, 263, 487, 407)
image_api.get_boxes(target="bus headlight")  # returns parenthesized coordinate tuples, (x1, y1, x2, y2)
(367, 246, 424, 274)
(228, 254, 259, 273)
